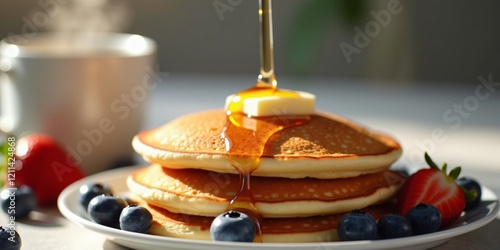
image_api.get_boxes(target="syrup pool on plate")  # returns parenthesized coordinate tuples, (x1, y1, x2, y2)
(221, 0, 310, 242)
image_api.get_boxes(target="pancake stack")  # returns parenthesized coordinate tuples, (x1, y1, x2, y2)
(128, 110, 404, 242)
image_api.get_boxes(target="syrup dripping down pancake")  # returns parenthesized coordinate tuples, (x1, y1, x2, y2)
(127, 164, 404, 218)
(133, 197, 395, 242)
(132, 110, 402, 179)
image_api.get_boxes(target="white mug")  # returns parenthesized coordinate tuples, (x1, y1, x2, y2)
(0, 32, 157, 175)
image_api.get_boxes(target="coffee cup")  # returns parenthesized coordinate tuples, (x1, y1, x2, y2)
(0, 32, 157, 174)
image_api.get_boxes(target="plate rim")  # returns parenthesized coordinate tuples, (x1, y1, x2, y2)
(57, 165, 500, 250)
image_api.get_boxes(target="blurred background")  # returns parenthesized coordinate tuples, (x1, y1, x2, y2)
(1, 0, 500, 85)
(1, 3, 500, 248)
(1, 0, 500, 176)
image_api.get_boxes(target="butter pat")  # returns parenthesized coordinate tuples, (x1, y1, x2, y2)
(225, 90, 315, 117)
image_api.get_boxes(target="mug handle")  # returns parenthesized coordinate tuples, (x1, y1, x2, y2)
(0, 57, 15, 133)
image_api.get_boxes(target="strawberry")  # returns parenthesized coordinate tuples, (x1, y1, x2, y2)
(11, 134, 85, 205)
(397, 153, 467, 228)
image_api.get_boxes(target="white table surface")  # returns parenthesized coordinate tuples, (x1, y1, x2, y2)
(2, 74, 499, 249)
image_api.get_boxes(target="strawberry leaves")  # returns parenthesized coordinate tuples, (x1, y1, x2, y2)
(424, 152, 462, 181)
(0, 134, 12, 188)
(462, 186, 479, 203)
(424, 152, 477, 203)
(0, 138, 7, 188)
(449, 167, 462, 180)
(424, 152, 439, 170)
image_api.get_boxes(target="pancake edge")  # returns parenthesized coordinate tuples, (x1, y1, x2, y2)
(127, 172, 402, 218)
(133, 135, 402, 179)
(149, 221, 339, 243)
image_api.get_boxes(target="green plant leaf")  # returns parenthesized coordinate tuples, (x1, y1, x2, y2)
(285, 0, 334, 76)
(285, 0, 366, 77)
(335, 0, 367, 27)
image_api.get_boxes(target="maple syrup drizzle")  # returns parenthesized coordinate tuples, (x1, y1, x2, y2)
(221, 0, 310, 242)
(258, 0, 275, 87)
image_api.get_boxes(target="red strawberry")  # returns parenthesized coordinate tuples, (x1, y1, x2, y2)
(11, 134, 85, 205)
(397, 153, 466, 228)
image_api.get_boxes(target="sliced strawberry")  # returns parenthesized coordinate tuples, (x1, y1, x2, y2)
(12, 134, 85, 205)
(397, 153, 466, 228)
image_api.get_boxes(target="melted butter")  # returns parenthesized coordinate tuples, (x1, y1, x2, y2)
(225, 84, 301, 117)
(223, 83, 311, 242)
(222, 88, 309, 242)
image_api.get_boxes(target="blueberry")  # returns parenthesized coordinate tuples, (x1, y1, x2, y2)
(119, 205, 153, 233)
(79, 183, 113, 210)
(456, 177, 482, 210)
(210, 210, 256, 242)
(406, 203, 441, 235)
(87, 194, 127, 229)
(337, 209, 378, 241)
(377, 213, 412, 239)
(0, 226, 21, 250)
(0, 185, 37, 218)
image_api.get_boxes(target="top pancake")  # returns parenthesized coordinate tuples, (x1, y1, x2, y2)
(133, 110, 402, 179)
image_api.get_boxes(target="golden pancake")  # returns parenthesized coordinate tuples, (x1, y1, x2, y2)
(127, 164, 404, 218)
(132, 110, 402, 179)
(137, 198, 395, 242)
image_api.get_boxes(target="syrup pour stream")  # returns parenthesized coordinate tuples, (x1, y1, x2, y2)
(222, 0, 309, 241)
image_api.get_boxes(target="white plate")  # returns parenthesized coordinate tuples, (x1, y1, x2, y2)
(58, 166, 499, 250)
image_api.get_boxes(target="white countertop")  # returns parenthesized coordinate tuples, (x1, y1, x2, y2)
(3, 74, 500, 249)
